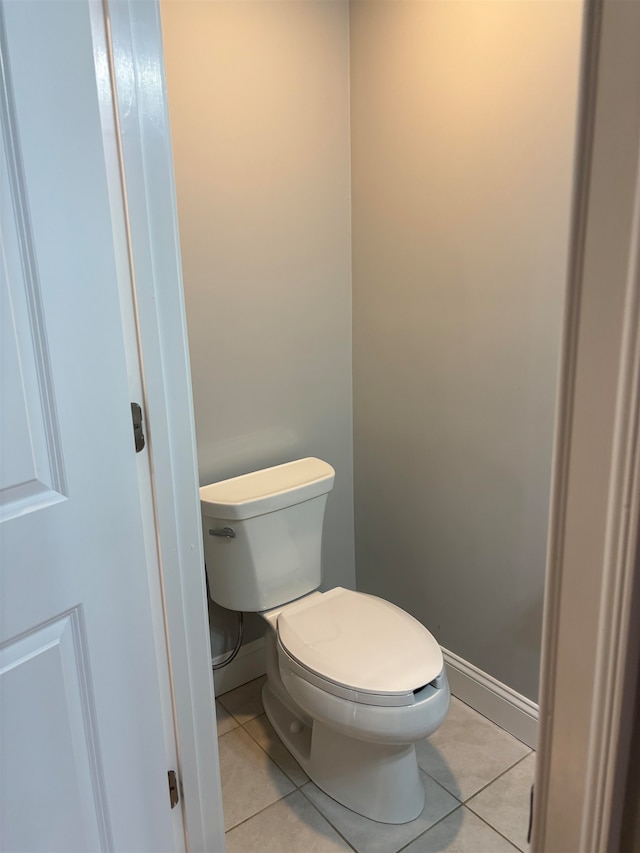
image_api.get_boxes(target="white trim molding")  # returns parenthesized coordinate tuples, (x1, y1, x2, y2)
(579, 89, 640, 853)
(533, 0, 640, 850)
(213, 637, 267, 697)
(103, 2, 226, 850)
(442, 648, 538, 749)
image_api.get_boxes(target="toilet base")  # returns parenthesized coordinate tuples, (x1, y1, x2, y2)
(262, 682, 425, 824)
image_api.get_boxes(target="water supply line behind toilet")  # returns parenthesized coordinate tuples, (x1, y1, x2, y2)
(206, 564, 245, 670)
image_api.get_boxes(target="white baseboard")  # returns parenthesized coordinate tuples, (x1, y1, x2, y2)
(213, 637, 266, 696)
(442, 646, 539, 749)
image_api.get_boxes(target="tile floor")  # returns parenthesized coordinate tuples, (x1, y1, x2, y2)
(216, 676, 534, 853)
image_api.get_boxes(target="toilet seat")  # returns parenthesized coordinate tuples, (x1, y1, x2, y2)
(276, 587, 443, 708)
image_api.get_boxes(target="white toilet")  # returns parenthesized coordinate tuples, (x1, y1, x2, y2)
(200, 457, 450, 824)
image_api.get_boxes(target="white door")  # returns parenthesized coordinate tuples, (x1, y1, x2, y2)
(0, 2, 185, 851)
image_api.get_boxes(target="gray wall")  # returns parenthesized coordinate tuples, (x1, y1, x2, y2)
(350, 0, 582, 701)
(161, 0, 355, 653)
(161, 0, 582, 700)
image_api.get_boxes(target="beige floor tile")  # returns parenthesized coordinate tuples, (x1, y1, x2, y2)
(218, 675, 267, 724)
(467, 753, 535, 851)
(403, 806, 519, 852)
(245, 713, 309, 787)
(301, 771, 459, 853)
(416, 698, 531, 801)
(216, 700, 239, 736)
(226, 790, 353, 853)
(218, 727, 295, 830)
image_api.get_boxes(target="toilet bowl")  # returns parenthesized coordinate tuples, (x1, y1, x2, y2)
(260, 587, 450, 823)
(200, 458, 450, 823)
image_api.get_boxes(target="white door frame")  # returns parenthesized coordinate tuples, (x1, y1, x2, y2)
(101, 2, 225, 850)
(533, 0, 640, 850)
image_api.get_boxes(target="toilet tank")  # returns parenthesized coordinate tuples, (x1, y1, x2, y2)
(200, 458, 335, 612)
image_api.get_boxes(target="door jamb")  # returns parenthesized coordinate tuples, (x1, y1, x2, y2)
(103, 2, 225, 850)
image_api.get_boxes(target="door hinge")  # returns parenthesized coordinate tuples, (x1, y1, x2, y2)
(168, 770, 180, 809)
(130, 402, 145, 453)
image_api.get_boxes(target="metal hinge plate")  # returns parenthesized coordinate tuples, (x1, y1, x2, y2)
(168, 770, 179, 809)
(131, 402, 145, 453)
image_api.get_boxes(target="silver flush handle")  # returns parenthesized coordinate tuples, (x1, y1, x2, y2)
(209, 526, 236, 539)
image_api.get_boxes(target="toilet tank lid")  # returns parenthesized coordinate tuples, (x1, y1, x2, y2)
(199, 457, 335, 520)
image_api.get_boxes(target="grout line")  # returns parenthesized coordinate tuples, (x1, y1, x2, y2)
(218, 705, 263, 726)
(224, 790, 300, 837)
(419, 747, 534, 805)
(216, 703, 262, 726)
(395, 804, 524, 853)
(219, 706, 299, 837)
(239, 715, 308, 789)
(215, 703, 241, 735)
(296, 773, 464, 853)
(463, 751, 535, 804)
(463, 754, 534, 853)
(219, 721, 296, 837)
(216, 724, 240, 738)
(216, 675, 266, 721)
(394, 804, 464, 853)
(225, 787, 358, 852)
(417, 769, 463, 807)
(217, 727, 241, 744)
(297, 784, 359, 852)
(466, 807, 525, 852)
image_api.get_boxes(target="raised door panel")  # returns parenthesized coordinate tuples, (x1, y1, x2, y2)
(0, 114, 65, 522)
(0, 610, 109, 853)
